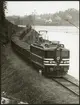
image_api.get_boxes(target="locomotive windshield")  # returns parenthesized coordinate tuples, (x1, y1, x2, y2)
(45, 49, 69, 58)
(45, 51, 55, 58)
(61, 50, 69, 58)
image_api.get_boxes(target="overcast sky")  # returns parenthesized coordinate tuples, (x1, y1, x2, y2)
(5, 1, 79, 16)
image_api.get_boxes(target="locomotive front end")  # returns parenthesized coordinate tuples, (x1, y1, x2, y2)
(44, 45, 70, 77)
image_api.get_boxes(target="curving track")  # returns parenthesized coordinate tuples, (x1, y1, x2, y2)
(52, 77, 79, 96)
(11, 31, 79, 98)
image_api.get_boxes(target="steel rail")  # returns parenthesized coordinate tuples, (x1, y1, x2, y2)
(52, 78, 79, 97)
(63, 77, 79, 87)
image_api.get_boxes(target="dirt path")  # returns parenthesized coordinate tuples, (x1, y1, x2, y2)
(1, 44, 79, 104)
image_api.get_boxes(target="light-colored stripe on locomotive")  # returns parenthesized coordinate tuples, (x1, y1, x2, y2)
(31, 52, 43, 59)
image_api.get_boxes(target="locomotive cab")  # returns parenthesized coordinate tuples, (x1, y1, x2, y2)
(30, 40, 70, 77)
(44, 47, 70, 77)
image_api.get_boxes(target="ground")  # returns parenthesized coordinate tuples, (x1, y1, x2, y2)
(1, 43, 79, 104)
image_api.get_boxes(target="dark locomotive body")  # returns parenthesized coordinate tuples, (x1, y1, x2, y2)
(30, 41, 70, 77)
(11, 30, 70, 77)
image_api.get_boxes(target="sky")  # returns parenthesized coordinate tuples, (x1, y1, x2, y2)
(5, 1, 79, 16)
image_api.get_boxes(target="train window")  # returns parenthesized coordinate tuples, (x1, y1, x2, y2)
(45, 51, 55, 58)
(61, 50, 69, 58)
(30, 46, 44, 57)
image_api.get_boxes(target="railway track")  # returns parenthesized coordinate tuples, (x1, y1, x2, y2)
(52, 77, 79, 96)
(11, 31, 79, 98)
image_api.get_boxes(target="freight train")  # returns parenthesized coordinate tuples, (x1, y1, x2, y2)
(11, 30, 70, 77)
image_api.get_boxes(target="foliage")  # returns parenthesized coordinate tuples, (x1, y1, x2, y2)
(0, 1, 23, 45)
(0, 0, 7, 25)
(0, 1, 7, 45)
(6, 8, 79, 26)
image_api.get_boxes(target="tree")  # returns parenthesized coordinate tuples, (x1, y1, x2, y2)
(0, 1, 7, 26)
(0, 1, 7, 45)
(27, 15, 34, 25)
(15, 17, 21, 25)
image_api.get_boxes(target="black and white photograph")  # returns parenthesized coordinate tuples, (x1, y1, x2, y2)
(1, 1, 79, 104)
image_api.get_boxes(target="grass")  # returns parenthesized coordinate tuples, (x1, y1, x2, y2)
(1, 20, 79, 104)
(1, 44, 79, 104)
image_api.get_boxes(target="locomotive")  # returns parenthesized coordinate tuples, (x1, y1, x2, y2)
(30, 42, 69, 77)
(30, 30, 70, 77)
(11, 30, 70, 77)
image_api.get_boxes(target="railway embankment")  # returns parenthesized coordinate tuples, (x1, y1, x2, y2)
(1, 43, 79, 104)
(1, 26, 79, 104)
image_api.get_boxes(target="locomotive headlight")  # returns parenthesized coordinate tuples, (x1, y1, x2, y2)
(49, 60, 55, 64)
(60, 61, 64, 63)
(53, 61, 55, 63)
(66, 60, 69, 64)
(49, 60, 53, 64)
(64, 61, 69, 64)
(63, 61, 67, 64)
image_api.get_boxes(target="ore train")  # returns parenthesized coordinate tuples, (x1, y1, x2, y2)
(11, 30, 70, 77)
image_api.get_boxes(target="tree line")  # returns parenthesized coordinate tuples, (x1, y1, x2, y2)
(6, 8, 79, 26)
